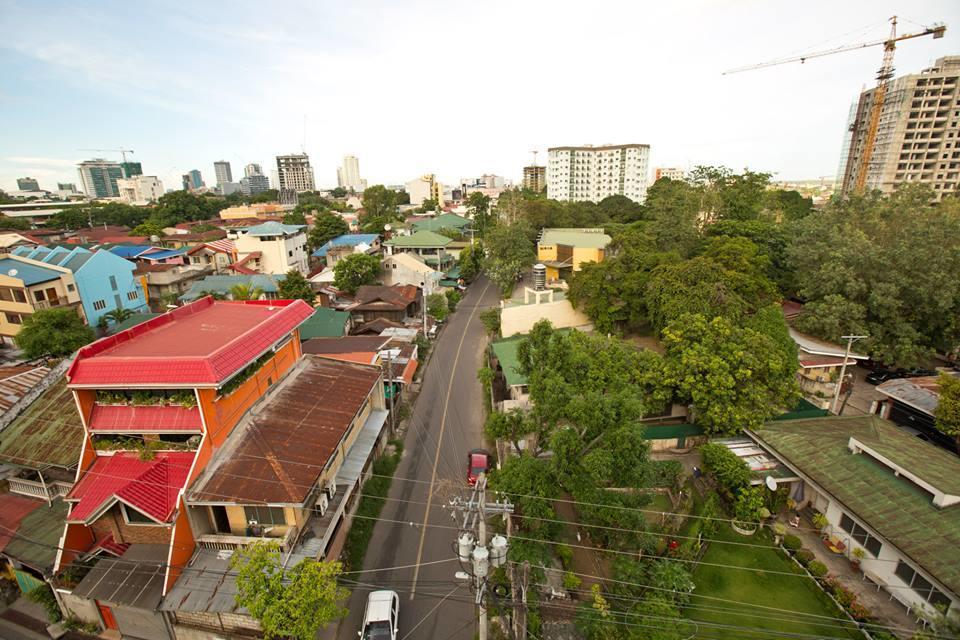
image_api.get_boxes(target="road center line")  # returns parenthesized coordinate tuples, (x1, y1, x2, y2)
(409, 280, 491, 599)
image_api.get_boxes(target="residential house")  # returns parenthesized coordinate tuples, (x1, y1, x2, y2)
(234, 221, 308, 275)
(12, 245, 149, 327)
(160, 229, 228, 250)
(499, 288, 592, 338)
(383, 230, 454, 271)
(0, 233, 40, 250)
(346, 285, 420, 325)
(410, 213, 471, 236)
(179, 274, 286, 302)
(302, 336, 419, 400)
(136, 248, 188, 267)
(165, 356, 388, 637)
(69, 226, 145, 245)
(352, 317, 406, 336)
(490, 336, 530, 412)
(748, 415, 960, 622)
(53, 297, 313, 637)
(536, 228, 612, 281)
(381, 251, 442, 289)
(298, 307, 351, 339)
(0, 255, 84, 344)
(185, 239, 237, 274)
(218, 203, 287, 220)
(875, 374, 960, 454)
(312, 233, 381, 267)
(134, 264, 213, 311)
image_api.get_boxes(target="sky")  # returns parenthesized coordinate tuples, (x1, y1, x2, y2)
(2, 0, 959, 193)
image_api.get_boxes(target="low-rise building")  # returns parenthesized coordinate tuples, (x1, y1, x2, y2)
(383, 230, 454, 271)
(536, 228, 611, 281)
(381, 252, 442, 289)
(410, 213, 471, 236)
(312, 233, 381, 266)
(0, 255, 85, 343)
(179, 273, 286, 302)
(875, 374, 960, 454)
(134, 264, 213, 310)
(297, 307, 351, 339)
(234, 221, 308, 275)
(346, 285, 420, 325)
(185, 239, 237, 274)
(500, 288, 592, 338)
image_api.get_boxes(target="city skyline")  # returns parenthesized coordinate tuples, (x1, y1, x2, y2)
(1, 0, 959, 193)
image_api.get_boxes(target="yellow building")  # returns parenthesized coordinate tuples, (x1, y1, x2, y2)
(536, 228, 612, 281)
(0, 254, 83, 343)
(218, 203, 288, 220)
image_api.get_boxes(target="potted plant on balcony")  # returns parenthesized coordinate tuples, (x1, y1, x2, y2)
(812, 512, 828, 532)
(97, 391, 128, 406)
(850, 546, 865, 570)
(169, 391, 198, 409)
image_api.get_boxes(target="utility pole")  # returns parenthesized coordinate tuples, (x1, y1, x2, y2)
(422, 279, 429, 337)
(832, 335, 868, 415)
(384, 348, 395, 433)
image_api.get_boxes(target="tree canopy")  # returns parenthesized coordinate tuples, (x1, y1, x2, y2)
(483, 222, 535, 295)
(359, 185, 404, 233)
(14, 308, 95, 359)
(333, 253, 380, 294)
(277, 270, 316, 305)
(935, 372, 960, 453)
(307, 212, 350, 252)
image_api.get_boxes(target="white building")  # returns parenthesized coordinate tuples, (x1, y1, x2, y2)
(276, 153, 316, 192)
(233, 221, 309, 275)
(654, 167, 686, 182)
(381, 252, 441, 289)
(116, 175, 164, 205)
(547, 144, 650, 203)
(337, 155, 368, 193)
(405, 174, 443, 206)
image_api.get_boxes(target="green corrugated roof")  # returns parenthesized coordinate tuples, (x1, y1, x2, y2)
(2, 499, 68, 572)
(0, 378, 84, 470)
(641, 423, 705, 440)
(412, 214, 471, 232)
(752, 415, 960, 597)
(109, 312, 160, 334)
(538, 228, 611, 249)
(298, 307, 350, 340)
(491, 337, 527, 387)
(384, 230, 453, 248)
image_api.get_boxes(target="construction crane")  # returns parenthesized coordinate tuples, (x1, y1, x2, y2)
(724, 16, 946, 194)
(79, 148, 136, 163)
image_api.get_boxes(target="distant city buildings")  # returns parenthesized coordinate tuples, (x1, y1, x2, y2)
(547, 143, 651, 203)
(77, 159, 125, 198)
(213, 160, 233, 186)
(840, 55, 960, 201)
(522, 166, 546, 192)
(276, 153, 315, 192)
(120, 162, 142, 178)
(337, 155, 367, 192)
(654, 167, 686, 182)
(57, 182, 77, 192)
(239, 163, 270, 196)
(117, 175, 164, 205)
(182, 169, 204, 191)
(406, 174, 443, 206)
(16, 177, 40, 192)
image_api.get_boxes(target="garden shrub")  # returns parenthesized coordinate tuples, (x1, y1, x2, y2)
(556, 544, 574, 570)
(807, 560, 828, 578)
(27, 585, 61, 622)
(795, 548, 815, 565)
(699, 443, 751, 495)
(563, 572, 582, 591)
(648, 460, 683, 489)
(783, 534, 802, 551)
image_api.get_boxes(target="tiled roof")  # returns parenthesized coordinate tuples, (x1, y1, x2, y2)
(187, 239, 235, 255)
(90, 533, 131, 558)
(752, 415, 960, 597)
(66, 297, 314, 387)
(0, 378, 83, 470)
(0, 258, 63, 286)
(0, 365, 50, 414)
(67, 451, 194, 523)
(188, 356, 382, 505)
(88, 404, 203, 432)
(384, 230, 453, 248)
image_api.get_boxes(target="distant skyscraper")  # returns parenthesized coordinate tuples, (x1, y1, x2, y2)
(240, 163, 270, 196)
(120, 162, 143, 178)
(522, 166, 546, 192)
(16, 177, 40, 191)
(244, 163, 263, 178)
(214, 160, 233, 186)
(547, 144, 651, 203)
(77, 159, 125, 198)
(182, 169, 204, 191)
(276, 153, 315, 192)
(337, 155, 367, 192)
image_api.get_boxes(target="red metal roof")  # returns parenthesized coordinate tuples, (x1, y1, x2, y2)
(66, 452, 194, 523)
(90, 533, 130, 558)
(66, 297, 314, 387)
(0, 493, 42, 550)
(88, 404, 203, 432)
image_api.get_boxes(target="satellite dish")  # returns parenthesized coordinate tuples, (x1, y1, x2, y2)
(7, 269, 17, 277)
(384, 224, 392, 231)
(765, 476, 777, 491)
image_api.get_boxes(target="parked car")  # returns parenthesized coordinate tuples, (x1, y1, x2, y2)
(467, 448, 491, 486)
(360, 590, 399, 640)
(865, 370, 903, 385)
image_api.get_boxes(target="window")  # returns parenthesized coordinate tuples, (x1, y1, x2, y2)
(838, 513, 882, 557)
(894, 560, 949, 606)
(288, 250, 293, 257)
(122, 504, 156, 525)
(93, 299, 107, 311)
(0, 287, 27, 303)
(5, 313, 23, 325)
(127, 290, 139, 301)
(33, 290, 45, 302)
(109, 275, 118, 291)
(243, 506, 285, 525)
(67, 284, 76, 292)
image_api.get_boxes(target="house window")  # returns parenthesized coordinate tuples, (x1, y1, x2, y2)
(67, 284, 76, 292)
(109, 275, 118, 291)
(838, 513, 882, 557)
(93, 299, 107, 311)
(5, 313, 23, 325)
(33, 290, 45, 302)
(122, 504, 156, 525)
(243, 506, 285, 526)
(894, 560, 950, 607)
(288, 250, 294, 257)
(0, 287, 28, 303)
(127, 290, 139, 301)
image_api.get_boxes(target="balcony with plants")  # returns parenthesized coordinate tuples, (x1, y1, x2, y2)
(91, 433, 201, 459)
(89, 389, 203, 434)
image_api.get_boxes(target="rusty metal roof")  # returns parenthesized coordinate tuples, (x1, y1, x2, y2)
(0, 366, 50, 414)
(187, 356, 382, 505)
(0, 377, 83, 470)
(302, 336, 390, 355)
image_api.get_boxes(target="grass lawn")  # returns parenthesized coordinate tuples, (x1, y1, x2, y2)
(687, 524, 861, 639)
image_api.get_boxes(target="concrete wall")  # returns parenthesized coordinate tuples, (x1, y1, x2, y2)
(56, 589, 101, 626)
(500, 299, 593, 338)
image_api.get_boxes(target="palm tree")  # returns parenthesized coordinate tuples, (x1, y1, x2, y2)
(229, 283, 264, 301)
(103, 307, 135, 325)
(199, 290, 228, 300)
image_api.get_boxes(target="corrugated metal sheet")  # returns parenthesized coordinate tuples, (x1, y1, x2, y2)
(0, 366, 49, 414)
(73, 544, 167, 609)
(0, 378, 83, 470)
(1, 498, 68, 572)
(89, 404, 203, 432)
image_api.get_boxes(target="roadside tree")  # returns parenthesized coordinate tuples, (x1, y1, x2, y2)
(333, 253, 380, 294)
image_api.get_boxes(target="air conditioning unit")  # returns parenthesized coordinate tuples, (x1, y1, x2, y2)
(317, 493, 329, 516)
(326, 478, 337, 499)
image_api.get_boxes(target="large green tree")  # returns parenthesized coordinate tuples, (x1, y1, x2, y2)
(935, 372, 960, 453)
(230, 542, 348, 640)
(456, 243, 482, 282)
(661, 313, 799, 435)
(333, 253, 380, 294)
(483, 222, 535, 295)
(643, 178, 703, 257)
(130, 221, 165, 238)
(14, 308, 95, 359)
(229, 283, 264, 300)
(466, 192, 493, 237)
(277, 270, 316, 305)
(307, 212, 349, 252)
(359, 185, 403, 232)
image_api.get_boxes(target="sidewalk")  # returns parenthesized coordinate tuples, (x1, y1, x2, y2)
(0, 596, 99, 640)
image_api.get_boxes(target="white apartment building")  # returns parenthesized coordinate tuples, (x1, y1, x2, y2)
(547, 144, 651, 203)
(406, 174, 443, 206)
(234, 221, 309, 275)
(275, 153, 316, 192)
(116, 175, 164, 205)
(337, 155, 367, 192)
(654, 167, 686, 182)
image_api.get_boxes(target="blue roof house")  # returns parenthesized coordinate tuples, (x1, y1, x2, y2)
(12, 246, 149, 327)
(312, 234, 381, 265)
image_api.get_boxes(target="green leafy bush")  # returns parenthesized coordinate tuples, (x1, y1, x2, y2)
(700, 442, 751, 495)
(783, 534, 802, 551)
(795, 548, 815, 565)
(807, 560, 828, 578)
(27, 585, 62, 622)
(648, 460, 683, 488)
(563, 572, 582, 591)
(556, 544, 573, 570)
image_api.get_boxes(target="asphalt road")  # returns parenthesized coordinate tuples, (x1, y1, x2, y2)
(336, 275, 500, 640)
